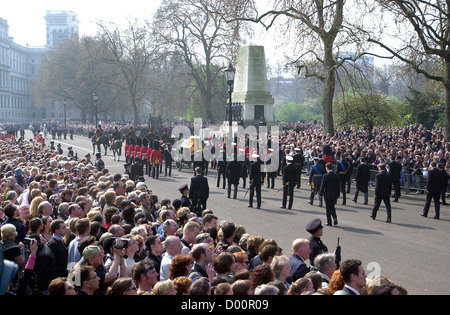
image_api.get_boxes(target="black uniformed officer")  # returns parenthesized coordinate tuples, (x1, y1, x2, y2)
(216, 151, 227, 189)
(226, 154, 241, 199)
(50, 141, 55, 151)
(292, 148, 304, 188)
(337, 154, 351, 205)
(308, 157, 326, 207)
(248, 153, 262, 209)
(124, 162, 131, 177)
(163, 144, 173, 177)
(306, 218, 328, 268)
(281, 155, 297, 209)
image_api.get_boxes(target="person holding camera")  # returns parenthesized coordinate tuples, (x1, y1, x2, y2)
(73, 242, 127, 295)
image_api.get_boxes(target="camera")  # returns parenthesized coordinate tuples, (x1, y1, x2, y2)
(111, 237, 130, 250)
(23, 237, 35, 248)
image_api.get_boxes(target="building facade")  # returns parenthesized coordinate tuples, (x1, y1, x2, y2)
(0, 12, 81, 123)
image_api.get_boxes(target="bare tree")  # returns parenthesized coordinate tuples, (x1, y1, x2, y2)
(367, 0, 450, 140)
(153, 0, 246, 122)
(97, 19, 163, 127)
(215, 0, 375, 135)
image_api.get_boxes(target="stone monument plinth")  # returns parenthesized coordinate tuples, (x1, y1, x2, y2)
(232, 46, 274, 125)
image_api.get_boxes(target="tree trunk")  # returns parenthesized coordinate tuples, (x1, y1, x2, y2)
(322, 43, 336, 136)
(446, 60, 450, 142)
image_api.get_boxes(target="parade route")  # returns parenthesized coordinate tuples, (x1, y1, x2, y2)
(44, 131, 450, 295)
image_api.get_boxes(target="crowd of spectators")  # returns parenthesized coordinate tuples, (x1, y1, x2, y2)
(0, 121, 422, 296)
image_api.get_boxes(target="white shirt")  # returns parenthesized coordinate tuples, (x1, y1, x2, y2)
(159, 252, 173, 281)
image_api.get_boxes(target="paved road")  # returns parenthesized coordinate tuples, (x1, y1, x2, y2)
(41, 132, 450, 295)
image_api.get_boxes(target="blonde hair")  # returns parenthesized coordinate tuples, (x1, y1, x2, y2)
(291, 238, 309, 254)
(151, 279, 174, 295)
(29, 196, 44, 219)
(1, 223, 18, 241)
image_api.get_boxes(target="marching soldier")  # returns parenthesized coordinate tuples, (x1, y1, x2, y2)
(216, 150, 227, 189)
(264, 149, 277, 189)
(163, 143, 173, 177)
(308, 157, 326, 207)
(226, 153, 241, 199)
(248, 153, 263, 209)
(281, 155, 297, 209)
(293, 147, 304, 188)
(337, 154, 351, 205)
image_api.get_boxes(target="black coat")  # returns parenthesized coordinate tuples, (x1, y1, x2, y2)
(249, 160, 262, 184)
(46, 237, 68, 277)
(226, 160, 241, 184)
(374, 170, 392, 198)
(282, 163, 297, 187)
(355, 163, 371, 193)
(388, 161, 402, 181)
(427, 167, 446, 194)
(130, 162, 144, 181)
(189, 175, 209, 202)
(319, 171, 340, 201)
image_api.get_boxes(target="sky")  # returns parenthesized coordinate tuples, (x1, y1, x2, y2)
(2, 0, 163, 47)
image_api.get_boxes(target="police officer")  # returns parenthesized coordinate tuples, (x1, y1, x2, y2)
(306, 218, 328, 268)
(50, 141, 55, 151)
(124, 162, 131, 177)
(248, 153, 263, 209)
(67, 147, 74, 159)
(179, 184, 192, 210)
(308, 157, 326, 207)
(57, 143, 63, 155)
(293, 147, 304, 188)
(337, 154, 351, 205)
(281, 155, 297, 209)
(85, 153, 93, 165)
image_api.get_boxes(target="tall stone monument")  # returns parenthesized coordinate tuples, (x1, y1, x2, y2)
(233, 45, 274, 125)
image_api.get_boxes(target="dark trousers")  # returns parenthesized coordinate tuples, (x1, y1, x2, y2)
(296, 167, 302, 188)
(282, 185, 295, 209)
(423, 193, 440, 218)
(354, 190, 368, 204)
(227, 182, 238, 199)
(392, 179, 401, 200)
(309, 187, 322, 206)
(217, 172, 226, 188)
(441, 185, 448, 204)
(249, 184, 261, 207)
(165, 162, 172, 176)
(339, 176, 347, 204)
(371, 196, 392, 220)
(324, 198, 337, 225)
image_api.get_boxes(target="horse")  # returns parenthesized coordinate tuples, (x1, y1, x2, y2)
(91, 134, 109, 156)
(110, 139, 123, 161)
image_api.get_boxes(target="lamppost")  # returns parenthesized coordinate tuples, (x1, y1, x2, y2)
(224, 63, 235, 138)
(63, 99, 67, 130)
(93, 92, 98, 127)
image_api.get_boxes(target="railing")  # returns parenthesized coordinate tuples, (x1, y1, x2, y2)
(302, 160, 447, 194)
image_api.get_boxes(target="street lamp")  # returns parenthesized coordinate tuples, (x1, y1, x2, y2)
(224, 63, 235, 135)
(63, 99, 67, 131)
(93, 92, 98, 127)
